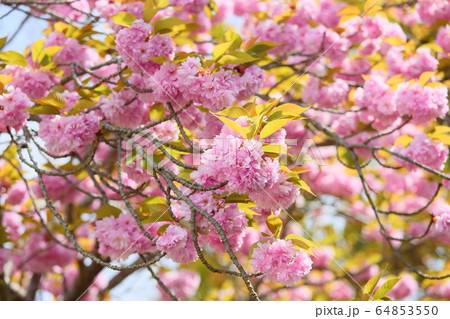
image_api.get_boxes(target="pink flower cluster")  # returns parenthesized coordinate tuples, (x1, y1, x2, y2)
(39, 113, 100, 155)
(45, 31, 99, 72)
(158, 269, 201, 300)
(33, 174, 79, 204)
(249, 173, 299, 211)
(0, 248, 10, 273)
(100, 87, 148, 128)
(328, 280, 355, 300)
(156, 225, 197, 264)
(436, 25, 450, 53)
(434, 205, 450, 233)
(34, 0, 90, 22)
(95, 213, 156, 260)
(305, 162, 362, 198)
(416, 0, 450, 26)
(116, 20, 174, 74)
(250, 239, 312, 286)
(354, 75, 399, 129)
(394, 134, 448, 171)
(5, 181, 29, 206)
(149, 57, 264, 111)
(302, 77, 349, 109)
(427, 280, 450, 298)
(0, 87, 32, 132)
(23, 232, 78, 274)
(2, 66, 55, 99)
(193, 133, 279, 194)
(386, 48, 438, 79)
(387, 274, 418, 300)
(172, 190, 248, 251)
(169, 0, 209, 14)
(395, 82, 448, 124)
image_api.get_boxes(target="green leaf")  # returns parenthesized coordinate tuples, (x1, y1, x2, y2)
(95, 205, 122, 219)
(25, 105, 61, 115)
(266, 213, 283, 238)
(259, 118, 292, 139)
(373, 277, 401, 300)
(0, 51, 28, 67)
(0, 37, 7, 50)
(69, 99, 96, 115)
(111, 12, 138, 28)
(214, 107, 249, 118)
(33, 92, 66, 109)
(364, 273, 383, 298)
(149, 103, 166, 120)
(143, 0, 158, 23)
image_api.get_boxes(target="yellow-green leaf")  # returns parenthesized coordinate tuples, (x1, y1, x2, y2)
(337, 6, 360, 16)
(153, 17, 189, 34)
(213, 41, 233, 60)
(218, 51, 258, 65)
(140, 196, 169, 217)
(290, 166, 309, 174)
(266, 213, 283, 238)
(248, 41, 280, 54)
(149, 103, 166, 120)
(25, 105, 61, 115)
(95, 205, 122, 219)
(31, 39, 45, 63)
(224, 30, 242, 51)
(433, 126, 450, 135)
(0, 74, 13, 86)
(259, 118, 292, 139)
(285, 233, 319, 251)
(33, 92, 66, 109)
(364, 273, 382, 297)
(0, 51, 28, 67)
(386, 74, 406, 86)
(148, 56, 169, 64)
(111, 12, 137, 28)
(419, 43, 443, 53)
(143, 0, 158, 23)
(215, 107, 249, 118)
(69, 99, 96, 115)
(394, 135, 413, 147)
(214, 115, 249, 138)
(419, 71, 436, 86)
(0, 37, 7, 50)
(373, 277, 401, 300)
(384, 37, 407, 46)
(262, 143, 287, 155)
(275, 103, 310, 117)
